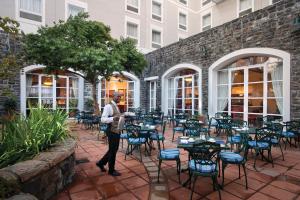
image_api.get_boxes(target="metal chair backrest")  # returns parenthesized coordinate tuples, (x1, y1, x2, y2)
(125, 124, 141, 138)
(185, 119, 201, 136)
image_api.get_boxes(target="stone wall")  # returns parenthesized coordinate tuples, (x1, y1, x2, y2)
(0, 138, 76, 200)
(0, 31, 22, 116)
(142, 0, 300, 119)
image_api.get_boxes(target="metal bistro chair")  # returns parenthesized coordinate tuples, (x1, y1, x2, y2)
(125, 124, 147, 162)
(150, 120, 167, 149)
(219, 129, 249, 189)
(185, 119, 201, 137)
(188, 142, 221, 200)
(267, 122, 285, 161)
(282, 121, 299, 149)
(247, 127, 274, 170)
(172, 113, 187, 142)
(155, 129, 181, 183)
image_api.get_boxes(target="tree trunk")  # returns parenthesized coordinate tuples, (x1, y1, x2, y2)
(92, 82, 100, 115)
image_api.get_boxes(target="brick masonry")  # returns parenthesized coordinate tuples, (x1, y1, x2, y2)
(142, 0, 300, 119)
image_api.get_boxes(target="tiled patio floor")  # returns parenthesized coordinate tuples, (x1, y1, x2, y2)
(53, 122, 300, 200)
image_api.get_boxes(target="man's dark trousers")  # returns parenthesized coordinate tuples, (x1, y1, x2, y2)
(98, 131, 120, 173)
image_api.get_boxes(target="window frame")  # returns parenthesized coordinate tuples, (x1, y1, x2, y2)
(201, 12, 212, 32)
(16, 0, 45, 25)
(178, 0, 188, 6)
(65, 0, 88, 20)
(178, 10, 188, 32)
(126, 0, 140, 15)
(149, 81, 157, 111)
(202, 0, 212, 7)
(237, 0, 253, 17)
(125, 17, 140, 47)
(151, 27, 163, 49)
(151, 0, 163, 23)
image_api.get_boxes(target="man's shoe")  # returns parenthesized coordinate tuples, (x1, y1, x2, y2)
(96, 162, 106, 172)
(108, 171, 121, 176)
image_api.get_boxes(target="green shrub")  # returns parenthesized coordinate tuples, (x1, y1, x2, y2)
(0, 107, 69, 168)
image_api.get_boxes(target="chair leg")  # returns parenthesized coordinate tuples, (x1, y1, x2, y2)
(189, 175, 197, 200)
(242, 163, 248, 189)
(253, 149, 258, 170)
(158, 159, 162, 183)
(222, 163, 226, 188)
(162, 139, 165, 150)
(140, 145, 143, 162)
(177, 159, 181, 184)
(172, 130, 175, 142)
(125, 145, 129, 160)
(269, 149, 274, 167)
(238, 164, 241, 179)
(121, 139, 124, 148)
(278, 143, 285, 161)
(214, 175, 221, 200)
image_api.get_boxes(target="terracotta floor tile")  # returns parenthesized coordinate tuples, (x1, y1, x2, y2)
(91, 174, 116, 186)
(260, 185, 297, 200)
(170, 187, 201, 200)
(271, 180, 300, 193)
(107, 192, 138, 200)
(223, 182, 255, 199)
(83, 167, 103, 177)
(138, 173, 150, 182)
(168, 179, 182, 191)
(234, 176, 266, 191)
(131, 185, 150, 200)
(70, 189, 103, 200)
(115, 171, 136, 180)
(130, 165, 147, 174)
(247, 171, 274, 183)
(206, 190, 241, 200)
(247, 192, 275, 200)
(68, 180, 94, 194)
(97, 182, 127, 198)
(52, 191, 70, 200)
(121, 176, 148, 190)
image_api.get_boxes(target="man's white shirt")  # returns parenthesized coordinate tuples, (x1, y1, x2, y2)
(101, 101, 120, 124)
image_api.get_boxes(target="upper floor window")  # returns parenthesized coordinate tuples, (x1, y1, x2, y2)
(126, 22, 139, 45)
(179, 12, 187, 31)
(127, 0, 139, 14)
(202, 13, 211, 31)
(202, 0, 211, 6)
(179, 0, 187, 5)
(68, 4, 85, 17)
(271, 0, 280, 4)
(152, 1, 162, 22)
(19, 0, 43, 22)
(239, 0, 252, 17)
(152, 29, 162, 49)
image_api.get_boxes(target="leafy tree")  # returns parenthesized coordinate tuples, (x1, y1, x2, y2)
(24, 13, 146, 114)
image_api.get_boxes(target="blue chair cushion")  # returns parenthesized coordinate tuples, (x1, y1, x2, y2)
(228, 135, 241, 143)
(128, 138, 146, 144)
(248, 141, 269, 148)
(160, 149, 180, 159)
(220, 152, 243, 162)
(150, 133, 164, 140)
(282, 131, 295, 138)
(189, 160, 217, 173)
(186, 130, 200, 136)
(120, 133, 128, 139)
(174, 127, 184, 132)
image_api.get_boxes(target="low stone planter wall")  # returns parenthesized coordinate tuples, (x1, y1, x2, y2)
(0, 138, 76, 200)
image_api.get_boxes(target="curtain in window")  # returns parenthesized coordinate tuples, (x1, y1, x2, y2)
(239, 0, 251, 11)
(127, 0, 138, 7)
(270, 62, 283, 114)
(127, 23, 138, 38)
(179, 13, 186, 25)
(152, 31, 161, 44)
(26, 74, 33, 97)
(68, 5, 84, 17)
(71, 78, 78, 98)
(152, 2, 161, 16)
(217, 71, 228, 112)
(20, 0, 42, 14)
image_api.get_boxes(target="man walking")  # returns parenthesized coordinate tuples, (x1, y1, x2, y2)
(96, 92, 122, 176)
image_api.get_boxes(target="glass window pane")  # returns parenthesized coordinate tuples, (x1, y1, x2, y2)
(152, 30, 161, 44)
(41, 86, 53, 98)
(202, 13, 211, 28)
(184, 77, 192, 87)
(240, 0, 251, 11)
(56, 78, 66, 87)
(176, 89, 182, 98)
(194, 86, 199, 98)
(185, 88, 192, 98)
(128, 82, 134, 90)
(194, 74, 199, 87)
(267, 62, 283, 81)
(249, 67, 263, 82)
(26, 98, 39, 108)
(185, 99, 192, 109)
(268, 81, 283, 98)
(57, 99, 66, 108)
(68, 4, 84, 17)
(27, 87, 38, 97)
(217, 85, 228, 98)
(248, 99, 263, 113)
(217, 70, 228, 84)
(231, 70, 244, 83)
(127, 22, 138, 38)
(179, 13, 186, 25)
(248, 83, 263, 97)
(231, 85, 244, 97)
(20, 0, 42, 14)
(231, 99, 244, 112)
(267, 99, 282, 115)
(217, 99, 228, 111)
(41, 76, 53, 87)
(69, 88, 78, 98)
(69, 99, 78, 108)
(175, 99, 182, 109)
(56, 88, 67, 97)
(127, 0, 138, 7)
(152, 1, 161, 16)
(194, 99, 199, 111)
(41, 98, 53, 108)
